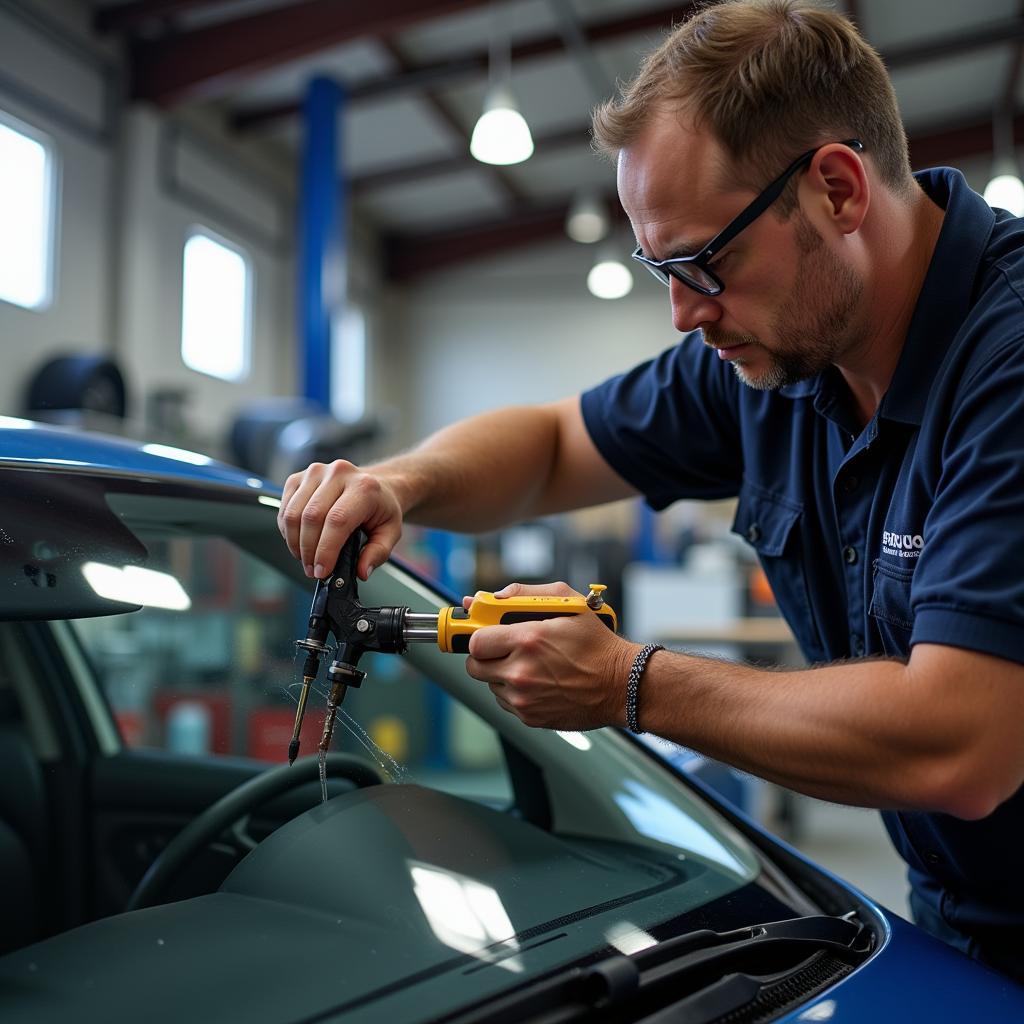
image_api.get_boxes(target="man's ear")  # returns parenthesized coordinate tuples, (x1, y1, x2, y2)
(807, 142, 869, 235)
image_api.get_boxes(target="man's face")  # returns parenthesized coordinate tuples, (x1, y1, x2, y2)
(618, 113, 863, 390)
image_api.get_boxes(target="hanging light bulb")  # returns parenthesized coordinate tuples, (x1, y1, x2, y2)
(984, 158, 1024, 216)
(470, 84, 534, 165)
(471, 8, 533, 166)
(587, 245, 633, 300)
(565, 191, 609, 243)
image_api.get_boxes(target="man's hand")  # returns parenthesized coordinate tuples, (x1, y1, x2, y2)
(464, 582, 640, 730)
(277, 460, 403, 582)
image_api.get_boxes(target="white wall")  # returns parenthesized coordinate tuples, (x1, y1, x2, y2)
(116, 109, 295, 442)
(383, 239, 678, 449)
(0, 0, 297, 449)
(0, 0, 117, 414)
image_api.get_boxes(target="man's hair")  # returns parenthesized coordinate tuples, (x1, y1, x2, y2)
(591, 0, 915, 211)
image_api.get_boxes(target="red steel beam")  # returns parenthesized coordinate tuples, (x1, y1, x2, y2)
(384, 196, 629, 281)
(384, 111, 1024, 281)
(908, 112, 1024, 167)
(352, 124, 588, 195)
(230, 0, 694, 131)
(94, 0, 221, 33)
(883, 16, 1024, 68)
(384, 203, 579, 281)
(229, 10, 1024, 136)
(131, 0, 491, 105)
(375, 37, 525, 206)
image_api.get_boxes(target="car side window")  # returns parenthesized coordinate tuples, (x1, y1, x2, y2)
(67, 533, 512, 804)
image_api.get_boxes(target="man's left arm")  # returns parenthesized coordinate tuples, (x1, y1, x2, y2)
(465, 585, 1024, 820)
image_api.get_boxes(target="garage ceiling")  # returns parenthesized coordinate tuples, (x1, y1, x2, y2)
(90, 0, 1024, 280)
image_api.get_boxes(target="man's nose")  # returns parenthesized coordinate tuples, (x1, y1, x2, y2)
(670, 277, 723, 333)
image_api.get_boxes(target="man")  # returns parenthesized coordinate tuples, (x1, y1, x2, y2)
(279, 0, 1024, 980)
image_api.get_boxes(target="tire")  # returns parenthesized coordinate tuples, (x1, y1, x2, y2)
(228, 398, 324, 476)
(25, 355, 127, 419)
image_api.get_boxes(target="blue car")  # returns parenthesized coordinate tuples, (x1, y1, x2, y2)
(0, 417, 1020, 1022)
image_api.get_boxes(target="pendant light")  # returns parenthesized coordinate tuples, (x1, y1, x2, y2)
(565, 191, 609, 243)
(587, 243, 633, 300)
(470, 10, 533, 166)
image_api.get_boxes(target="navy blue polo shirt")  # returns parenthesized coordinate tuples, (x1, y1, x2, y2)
(582, 168, 1024, 954)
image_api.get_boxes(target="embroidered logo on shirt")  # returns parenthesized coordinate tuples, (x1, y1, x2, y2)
(882, 531, 924, 559)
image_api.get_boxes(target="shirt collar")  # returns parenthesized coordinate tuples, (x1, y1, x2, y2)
(878, 167, 995, 426)
(778, 377, 820, 399)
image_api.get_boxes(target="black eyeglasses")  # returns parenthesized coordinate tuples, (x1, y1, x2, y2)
(632, 139, 864, 296)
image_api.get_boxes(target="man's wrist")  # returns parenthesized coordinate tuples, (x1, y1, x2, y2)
(372, 464, 420, 518)
(607, 640, 644, 729)
(625, 643, 665, 732)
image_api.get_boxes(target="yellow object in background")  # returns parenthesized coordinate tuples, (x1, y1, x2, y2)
(369, 715, 409, 760)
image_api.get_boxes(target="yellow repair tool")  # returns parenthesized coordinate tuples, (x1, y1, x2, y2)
(288, 526, 620, 765)
(419, 585, 618, 653)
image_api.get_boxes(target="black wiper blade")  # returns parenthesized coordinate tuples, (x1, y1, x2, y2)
(441, 914, 871, 1024)
(634, 911, 869, 977)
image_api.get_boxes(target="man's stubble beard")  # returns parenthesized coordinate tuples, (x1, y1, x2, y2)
(708, 213, 863, 391)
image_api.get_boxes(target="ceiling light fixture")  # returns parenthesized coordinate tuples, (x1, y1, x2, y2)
(983, 161, 1024, 216)
(470, 11, 533, 166)
(587, 244, 633, 300)
(565, 191, 609, 243)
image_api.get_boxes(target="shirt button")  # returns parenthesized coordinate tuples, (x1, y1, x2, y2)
(850, 634, 865, 656)
(746, 523, 761, 544)
(843, 475, 859, 493)
(843, 546, 858, 565)
(925, 851, 942, 866)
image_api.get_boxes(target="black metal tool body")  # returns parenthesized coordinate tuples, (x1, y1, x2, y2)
(287, 531, 410, 764)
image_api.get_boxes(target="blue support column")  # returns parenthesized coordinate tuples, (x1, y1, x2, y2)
(632, 500, 667, 564)
(299, 77, 345, 407)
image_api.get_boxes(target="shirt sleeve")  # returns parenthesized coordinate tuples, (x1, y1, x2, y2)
(580, 334, 744, 510)
(911, 334, 1024, 664)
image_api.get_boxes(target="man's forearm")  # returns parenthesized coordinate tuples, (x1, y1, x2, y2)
(373, 404, 570, 532)
(636, 646, 1020, 818)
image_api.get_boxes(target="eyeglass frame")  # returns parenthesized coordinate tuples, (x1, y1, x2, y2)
(631, 138, 864, 296)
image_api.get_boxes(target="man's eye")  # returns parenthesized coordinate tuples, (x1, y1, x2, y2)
(709, 252, 732, 270)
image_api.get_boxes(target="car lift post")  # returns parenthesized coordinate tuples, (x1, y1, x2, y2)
(299, 76, 345, 408)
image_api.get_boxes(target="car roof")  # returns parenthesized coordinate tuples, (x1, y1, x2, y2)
(0, 417, 277, 492)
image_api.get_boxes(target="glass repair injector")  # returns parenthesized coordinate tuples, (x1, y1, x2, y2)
(288, 531, 618, 765)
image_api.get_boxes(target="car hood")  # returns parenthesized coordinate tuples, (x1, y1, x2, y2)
(0, 418, 274, 490)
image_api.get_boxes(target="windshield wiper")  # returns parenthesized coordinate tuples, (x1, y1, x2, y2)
(443, 913, 872, 1024)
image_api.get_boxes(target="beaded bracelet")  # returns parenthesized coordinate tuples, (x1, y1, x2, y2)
(626, 642, 664, 733)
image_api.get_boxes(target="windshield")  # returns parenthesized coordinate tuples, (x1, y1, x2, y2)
(7, 469, 766, 1016)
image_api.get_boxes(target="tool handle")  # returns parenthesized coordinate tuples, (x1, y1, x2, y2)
(331, 529, 365, 591)
(437, 592, 617, 653)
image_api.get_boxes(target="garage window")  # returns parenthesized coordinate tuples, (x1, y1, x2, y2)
(181, 229, 251, 381)
(0, 112, 57, 310)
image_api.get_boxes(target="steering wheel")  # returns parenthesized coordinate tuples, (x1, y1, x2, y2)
(126, 753, 384, 911)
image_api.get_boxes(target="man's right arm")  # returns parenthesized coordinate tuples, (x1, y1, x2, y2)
(277, 396, 636, 582)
